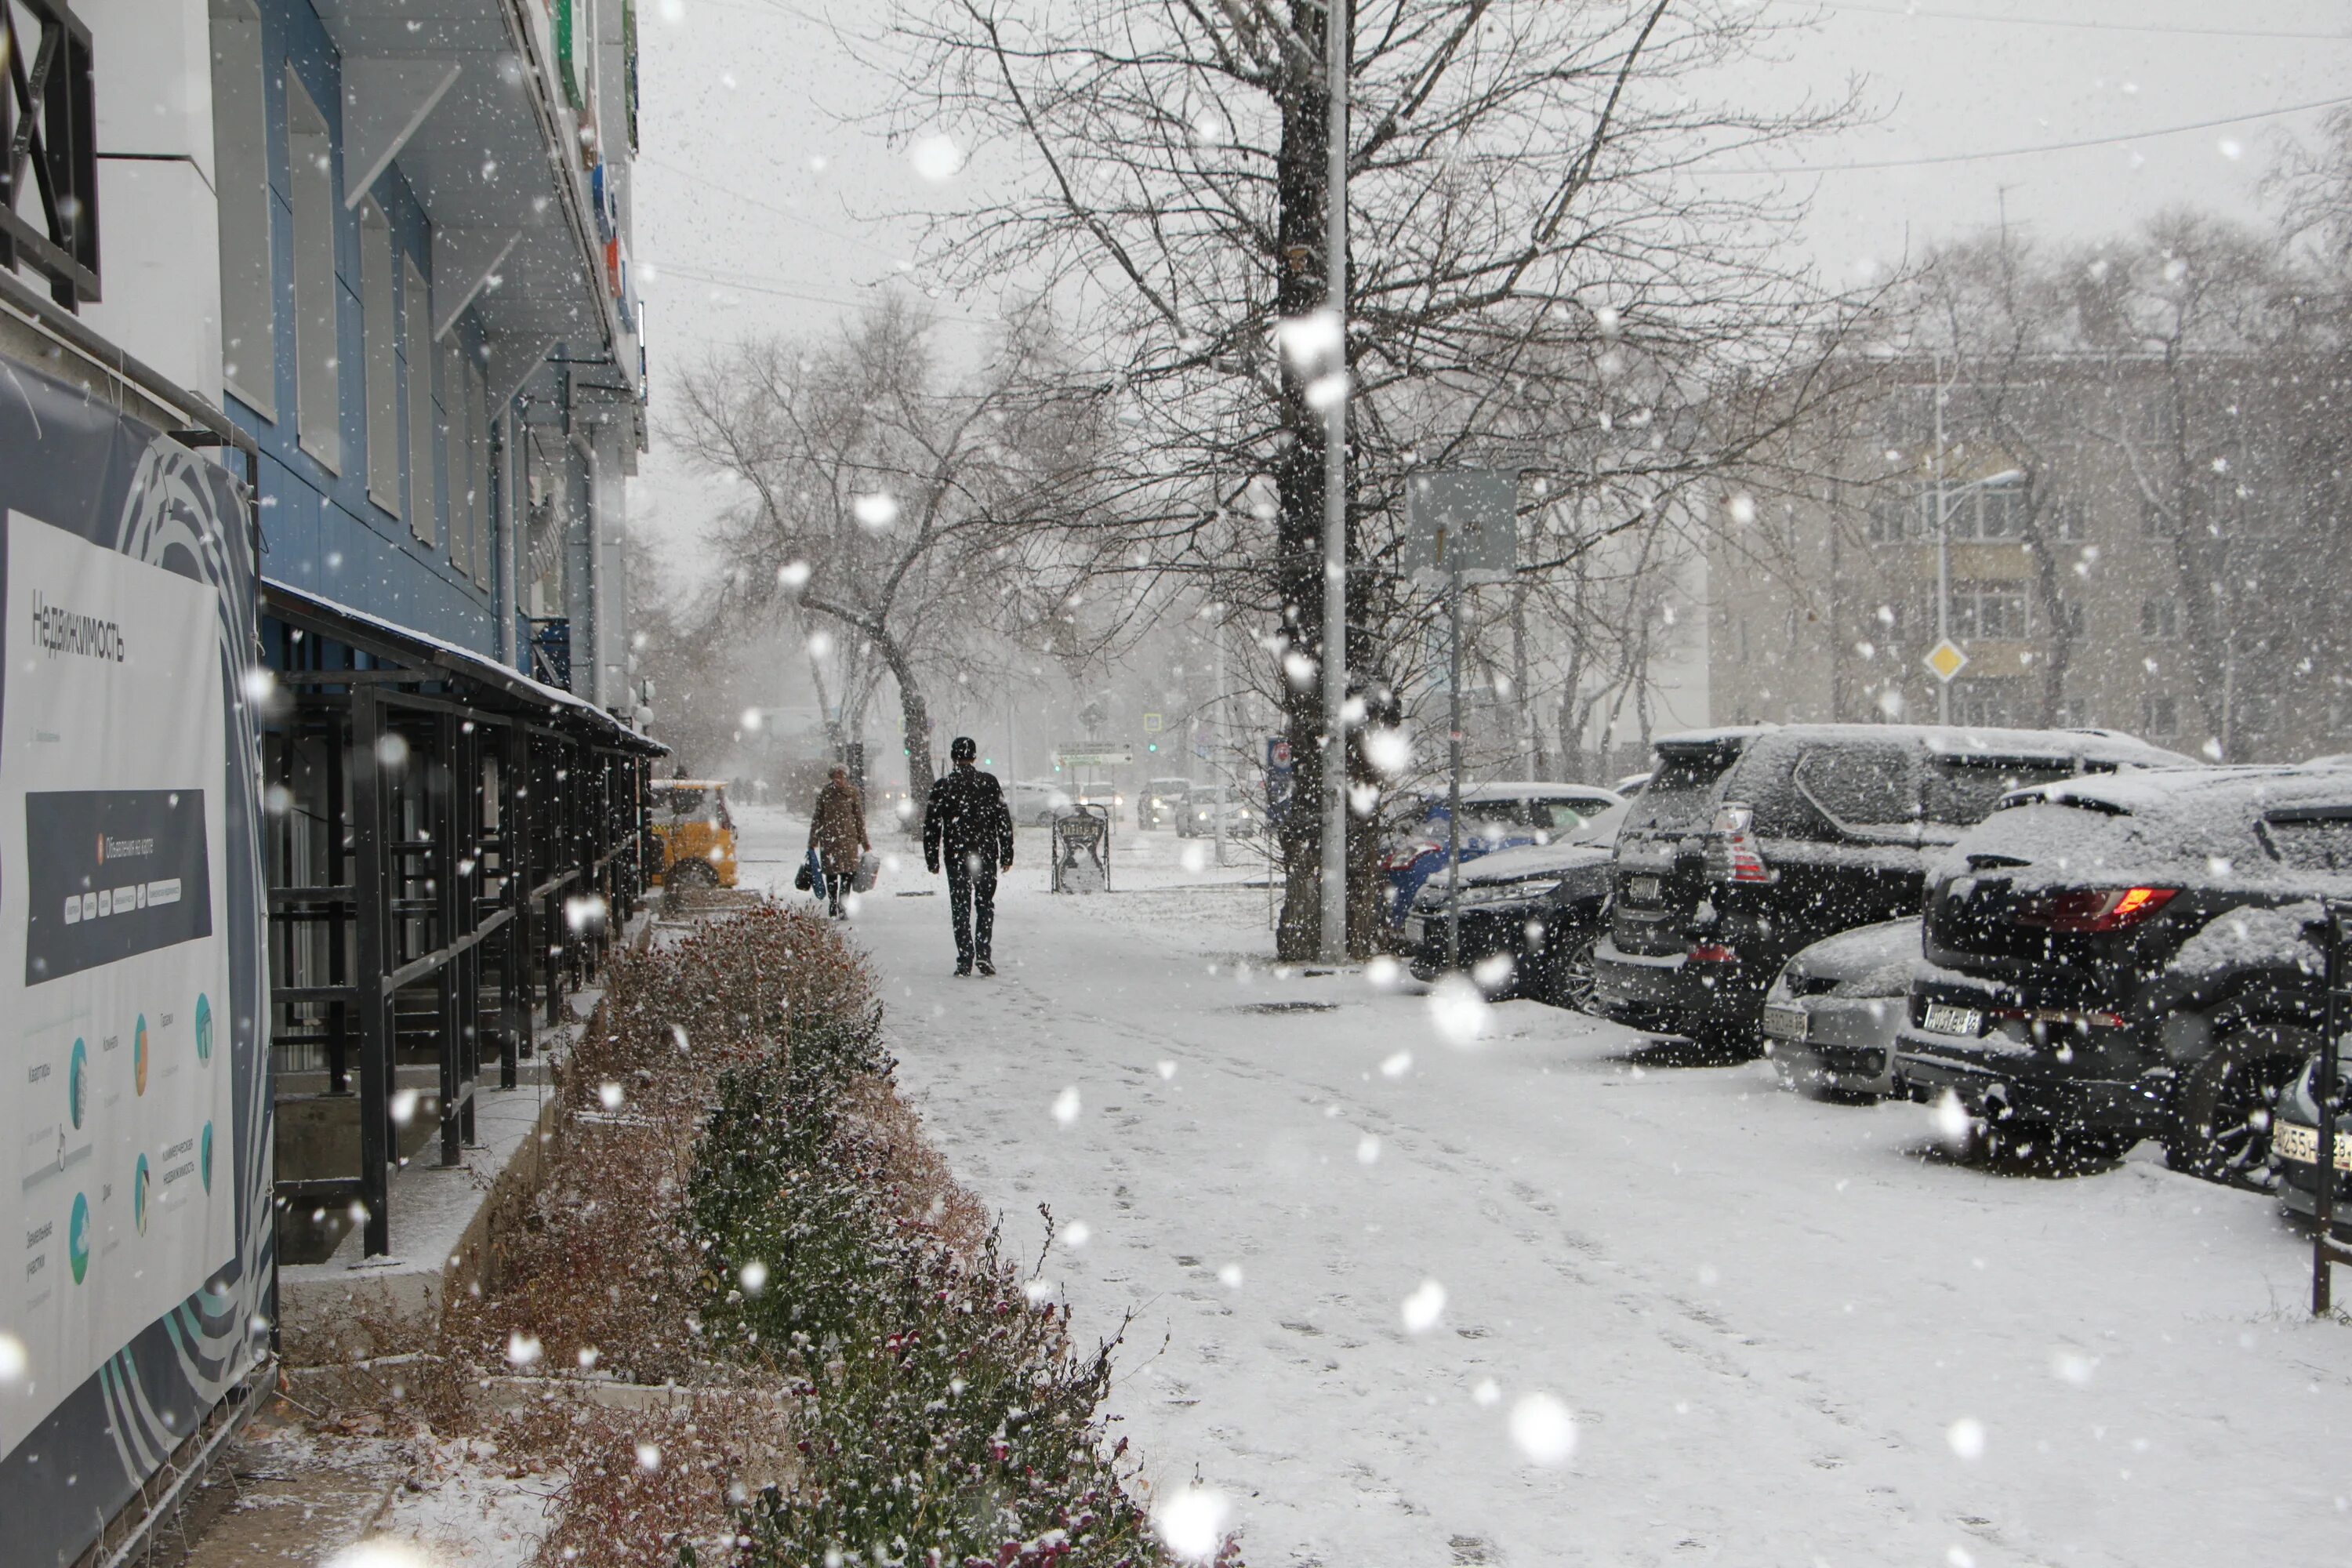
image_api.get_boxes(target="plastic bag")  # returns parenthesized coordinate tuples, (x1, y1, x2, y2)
(852, 851, 880, 893)
(793, 855, 814, 892)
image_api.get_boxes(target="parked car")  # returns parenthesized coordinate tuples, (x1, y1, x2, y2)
(1591, 724, 2191, 1047)
(1762, 917, 1920, 1099)
(1614, 770, 1654, 800)
(1009, 779, 1075, 826)
(1405, 802, 1628, 1002)
(1894, 766, 2352, 1175)
(1382, 782, 1622, 926)
(648, 779, 739, 888)
(1074, 780, 1124, 818)
(2274, 1051, 2352, 1231)
(1138, 776, 1192, 829)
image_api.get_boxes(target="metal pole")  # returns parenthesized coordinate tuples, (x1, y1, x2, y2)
(2319, 903, 2346, 1316)
(1933, 353, 1951, 725)
(1446, 563, 1464, 971)
(1316, 0, 1351, 963)
(1214, 603, 1230, 869)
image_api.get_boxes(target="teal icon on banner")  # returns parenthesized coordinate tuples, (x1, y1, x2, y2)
(194, 993, 212, 1063)
(69, 1193, 90, 1284)
(201, 1123, 214, 1193)
(134, 1153, 151, 1236)
(69, 1038, 87, 1128)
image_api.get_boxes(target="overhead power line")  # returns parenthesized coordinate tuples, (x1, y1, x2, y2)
(1788, 1, 2352, 43)
(1707, 91, 2352, 175)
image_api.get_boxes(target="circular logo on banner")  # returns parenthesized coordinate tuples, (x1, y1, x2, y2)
(201, 1123, 214, 1194)
(135, 1015, 149, 1095)
(69, 1039, 88, 1129)
(69, 1193, 90, 1284)
(134, 1154, 151, 1236)
(195, 994, 213, 1064)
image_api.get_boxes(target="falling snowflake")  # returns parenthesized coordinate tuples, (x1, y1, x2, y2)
(1947, 1417, 1987, 1461)
(1152, 1486, 1231, 1562)
(1052, 1086, 1082, 1125)
(1509, 1392, 1577, 1465)
(1401, 1279, 1447, 1334)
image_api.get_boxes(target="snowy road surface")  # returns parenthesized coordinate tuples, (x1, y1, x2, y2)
(738, 804, 2348, 1567)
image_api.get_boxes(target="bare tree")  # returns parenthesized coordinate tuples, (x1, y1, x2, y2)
(877, 0, 1866, 955)
(669, 299, 1110, 800)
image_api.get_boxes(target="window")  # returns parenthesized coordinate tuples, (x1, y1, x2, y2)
(2140, 597, 2178, 641)
(2142, 693, 2180, 738)
(1794, 746, 1915, 829)
(1867, 487, 1921, 543)
(359, 203, 400, 515)
(1965, 480, 2027, 541)
(1949, 583, 2027, 641)
(1926, 755, 2074, 826)
(1949, 679, 2022, 729)
(468, 361, 492, 586)
(2057, 600, 2086, 639)
(402, 256, 437, 544)
(443, 339, 469, 567)
(209, 0, 273, 417)
(2053, 495, 2088, 542)
(285, 71, 339, 470)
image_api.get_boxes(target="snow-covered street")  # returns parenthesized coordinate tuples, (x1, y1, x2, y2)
(739, 803, 2347, 1568)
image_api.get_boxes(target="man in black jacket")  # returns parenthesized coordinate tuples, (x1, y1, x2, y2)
(923, 735, 1014, 975)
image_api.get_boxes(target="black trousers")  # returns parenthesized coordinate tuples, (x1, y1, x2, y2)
(945, 849, 997, 964)
(821, 872, 851, 913)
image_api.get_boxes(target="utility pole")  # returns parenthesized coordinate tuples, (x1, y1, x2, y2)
(1214, 604, 1230, 869)
(1317, 0, 1351, 963)
(1445, 556, 1465, 971)
(1933, 350, 1951, 726)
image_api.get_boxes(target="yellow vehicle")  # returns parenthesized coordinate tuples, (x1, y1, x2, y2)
(648, 779, 739, 888)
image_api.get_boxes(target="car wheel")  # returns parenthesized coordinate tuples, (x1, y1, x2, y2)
(1987, 1116, 2136, 1170)
(672, 858, 719, 889)
(1548, 927, 1601, 1013)
(2164, 1036, 2303, 1192)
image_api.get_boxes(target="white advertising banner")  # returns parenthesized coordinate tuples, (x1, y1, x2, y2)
(1, 511, 237, 1457)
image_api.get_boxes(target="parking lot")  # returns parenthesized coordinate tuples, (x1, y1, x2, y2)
(745, 806, 2352, 1568)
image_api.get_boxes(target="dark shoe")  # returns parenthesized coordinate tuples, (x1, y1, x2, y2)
(953, 961, 973, 977)
(975, 958, 996, 977)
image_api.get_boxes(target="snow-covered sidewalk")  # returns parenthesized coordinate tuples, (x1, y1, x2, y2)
(739, 803, 2349, 1567)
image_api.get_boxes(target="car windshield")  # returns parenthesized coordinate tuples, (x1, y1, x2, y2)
(1626, 743, 1741, 833)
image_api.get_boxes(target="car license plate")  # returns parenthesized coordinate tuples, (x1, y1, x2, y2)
(1762, 1003, 1809, 1042)
(1922, 1002, 1983, 1037)
(1403, 916, 1426, 946)
(1628, 874, 1662, 903)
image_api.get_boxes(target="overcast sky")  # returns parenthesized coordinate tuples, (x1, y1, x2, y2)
(627, 0, 2352, 567)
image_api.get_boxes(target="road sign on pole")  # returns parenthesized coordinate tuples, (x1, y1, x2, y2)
(1924, 639, 1969, 684)
(1056, 743, 1133, 767)
(1403, 470, 1519, 586)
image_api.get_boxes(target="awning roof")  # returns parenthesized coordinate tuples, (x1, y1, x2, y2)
(260, 580, 666, 756)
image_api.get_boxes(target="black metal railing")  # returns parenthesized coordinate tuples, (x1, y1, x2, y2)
(1, 0, 100, 308)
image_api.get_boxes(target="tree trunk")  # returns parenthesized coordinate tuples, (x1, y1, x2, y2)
(877, 637, 933, 831)
(1272, 6, 1340, 961)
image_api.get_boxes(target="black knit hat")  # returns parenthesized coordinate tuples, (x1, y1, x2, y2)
(950, 735, 978, 764)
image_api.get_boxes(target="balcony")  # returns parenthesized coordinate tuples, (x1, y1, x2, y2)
(0, 0, 100, 308)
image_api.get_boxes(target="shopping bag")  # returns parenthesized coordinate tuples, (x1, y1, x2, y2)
(853, 851, 880, 893)
(793, 853, 815, 892)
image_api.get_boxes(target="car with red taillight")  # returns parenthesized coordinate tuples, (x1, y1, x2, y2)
(1590, 724, 2191, 1047)
(1894, 764, 2352, 1178)
(1380, 782, 1621, 927)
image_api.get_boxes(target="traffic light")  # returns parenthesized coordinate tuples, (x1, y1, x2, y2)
(1147, 741, 1158, 753)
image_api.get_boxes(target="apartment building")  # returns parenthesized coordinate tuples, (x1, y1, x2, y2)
(1711, 354, 2352, 761)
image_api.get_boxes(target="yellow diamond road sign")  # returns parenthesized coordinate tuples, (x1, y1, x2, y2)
(1925, 639, 1969, 683)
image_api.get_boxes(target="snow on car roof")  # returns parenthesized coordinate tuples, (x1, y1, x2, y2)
(1653, 720, 2190, 768)
(1457, 781, 1622, 801)
(1949, 763, 2352, 891)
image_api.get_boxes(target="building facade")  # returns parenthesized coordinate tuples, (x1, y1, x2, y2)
(1711, 354, 2352, 762)
(1, 4, 655, 1561)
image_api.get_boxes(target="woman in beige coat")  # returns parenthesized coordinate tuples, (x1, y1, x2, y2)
(807, 766, 870, 916)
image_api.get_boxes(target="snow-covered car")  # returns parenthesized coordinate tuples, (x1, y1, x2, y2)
(1896, 767, 2352, 1177)
(1613, 770, 1653, 800)
(1381, 782, 1621, 927)
(1009, 779, 1075, 826)
(1762, 917, 1920, 1099)
(1405, 802, 1628, 1002)
(2273, 1051, 2352, 1232)
(1592, 723, 2192, 1047)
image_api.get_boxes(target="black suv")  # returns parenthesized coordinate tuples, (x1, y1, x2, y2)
(1590, 724, 2189, 1045)
(1895, 765, 2352, 1174)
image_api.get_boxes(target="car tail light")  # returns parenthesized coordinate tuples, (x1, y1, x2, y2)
(1703, 802, 1769, 884)
(1383, 838, 1440, 873)
(1687, 941, 1738, 964)
(2014, 886, 2178, 933)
